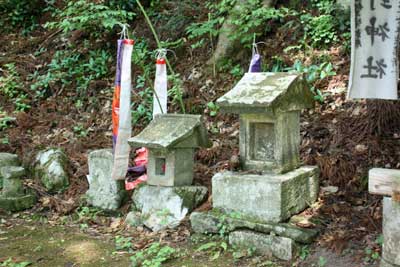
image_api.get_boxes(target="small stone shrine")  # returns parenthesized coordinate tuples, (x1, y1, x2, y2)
(369, 168, 400, 267)
(190, 72, 320, 261)
(128, 114, 211, 186)
(126, 114, 210, 231)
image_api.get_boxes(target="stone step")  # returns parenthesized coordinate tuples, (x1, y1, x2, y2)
(229, 230, 295, 261)
(190, 210, 319, 244)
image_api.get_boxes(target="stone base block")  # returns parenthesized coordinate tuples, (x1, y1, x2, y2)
(190, 210, 318, 244)
(132, 185, 208, 231)
(0, 193, 36, 212)
(382, 197, 400, 266)
(381, 259, 400, 267)
(212, 166, 319, 223)
(229, 230, 295, 261)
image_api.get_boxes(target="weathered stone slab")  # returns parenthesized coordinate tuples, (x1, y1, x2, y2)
(229, 230, 295, 261)
(132, 185, 208, 231)
(212, 166, 319, 223)
(190, 210, 318, 243)
(86, 149, 126, 211)
(382, 197, 400, 266)
(34, 148, 69, 193)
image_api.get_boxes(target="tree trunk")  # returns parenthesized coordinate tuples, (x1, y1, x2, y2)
(208, 0, 276, 65)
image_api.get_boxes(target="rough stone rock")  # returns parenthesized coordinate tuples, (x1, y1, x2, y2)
(212, 166, 319, 223)
(34, 149, 69, 193)
(190, 211, 318, 244)
(0, 153, 20, 188)
(132, 185, 208, 231)
(382, 197, 400, 266)
(86, 149, 126, 211)
(125, 211, 143, 227)
(229, 230, 295, 261)
(0, 194, 36, 212)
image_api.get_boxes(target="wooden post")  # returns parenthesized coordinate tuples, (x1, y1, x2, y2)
(368, 168, 400, 201)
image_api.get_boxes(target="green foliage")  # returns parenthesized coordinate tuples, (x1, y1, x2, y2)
(299, 245, 310, 260)
(75, 206, 102, 222)
(0, 63, 31, 111)
(230, 3, 290, 46)
(115, 235, 133, 252)
(0, 258, 31, 267)
(286, 60, 336, 103)
(196, 241, 228, 261)
(0, 0, 44, 33)
(30, 48, 112, 99)
(207, 102, 220, 117)
(130, 242, 176, 267)
(45, 0, 135, 36)
(317, 256, 327, 267)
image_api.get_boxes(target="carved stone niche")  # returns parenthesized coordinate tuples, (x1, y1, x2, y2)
(217, 72, 314, 174)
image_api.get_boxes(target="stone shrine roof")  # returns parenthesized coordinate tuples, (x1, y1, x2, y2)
(217, 72, 314, 114)
(128, 114, 211, 150)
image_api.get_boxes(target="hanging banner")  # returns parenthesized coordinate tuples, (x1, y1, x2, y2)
(348, 0, 399, 100)
(112, 39, 134, 180)
(248, 44, 262, 73)
(153, 52, 168, 117)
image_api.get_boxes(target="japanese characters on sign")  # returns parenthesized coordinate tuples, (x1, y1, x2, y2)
(348, 0, 399, 100)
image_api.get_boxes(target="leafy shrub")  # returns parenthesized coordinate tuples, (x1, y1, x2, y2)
(45, 0, 135, 36)
(0, 0, 44, 33)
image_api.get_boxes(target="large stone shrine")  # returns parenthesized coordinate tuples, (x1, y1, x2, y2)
(190, 72, 320, 260)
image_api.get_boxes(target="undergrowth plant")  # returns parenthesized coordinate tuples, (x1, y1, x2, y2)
(30, 48, 112, 99)
(130, 242, 176, 267)
(0, 63, 31, 111)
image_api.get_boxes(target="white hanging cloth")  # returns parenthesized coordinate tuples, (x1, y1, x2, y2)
(153, 49, 168, 117)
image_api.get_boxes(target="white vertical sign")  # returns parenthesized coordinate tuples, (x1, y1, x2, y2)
(348, 0, 399, 100)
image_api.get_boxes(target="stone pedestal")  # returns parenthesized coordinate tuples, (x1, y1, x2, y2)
(129, 185, 208, 231)
(86, 149, 126, 211)
(381, 197, 400, 267)
(212, 166, 319, 223)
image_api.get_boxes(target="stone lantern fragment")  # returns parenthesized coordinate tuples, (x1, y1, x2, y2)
(128, 114, 211, 187)
(0, 166, 36, 211)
